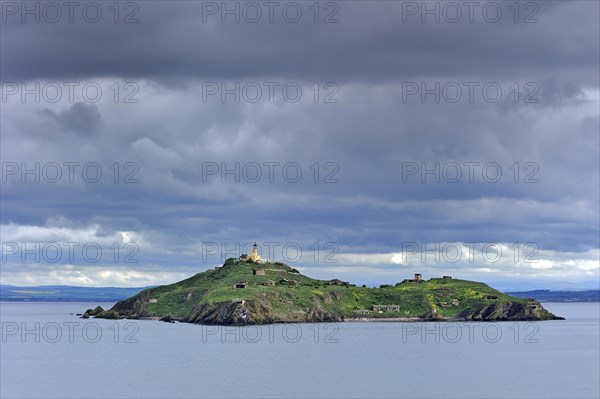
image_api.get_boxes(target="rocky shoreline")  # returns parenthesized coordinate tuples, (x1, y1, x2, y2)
(86, 298, 564, 325)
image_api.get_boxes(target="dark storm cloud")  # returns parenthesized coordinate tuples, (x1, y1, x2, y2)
(2, 80, 597, 251)
(0, 1, 598, 288)
(41, 102, 102, 134)
(1, 1, 598, 85)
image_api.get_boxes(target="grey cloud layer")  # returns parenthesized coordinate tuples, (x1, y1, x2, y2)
(1, 1, 598, 288)
(1, 1, 598, 84)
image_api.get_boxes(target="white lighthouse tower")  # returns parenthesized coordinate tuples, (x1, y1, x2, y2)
(250, 243, 261, 262)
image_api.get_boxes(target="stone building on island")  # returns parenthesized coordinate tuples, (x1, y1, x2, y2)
(240, 243, 262, 263)
(402, 273, 423, 283)
(373, 304, 400, 312)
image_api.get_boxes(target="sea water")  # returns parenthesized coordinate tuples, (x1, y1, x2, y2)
(1, 302, 598, 398)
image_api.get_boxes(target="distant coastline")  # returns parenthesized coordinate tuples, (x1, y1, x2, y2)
(0, 285, 152, 302)
(506, 290, 600, 302)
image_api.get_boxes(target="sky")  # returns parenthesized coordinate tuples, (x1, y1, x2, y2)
(0, 0, 599, 291)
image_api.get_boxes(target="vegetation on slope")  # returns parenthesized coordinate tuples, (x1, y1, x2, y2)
(91, 258, 562, 324)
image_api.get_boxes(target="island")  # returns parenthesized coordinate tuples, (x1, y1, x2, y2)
(87, 249, 563, 325)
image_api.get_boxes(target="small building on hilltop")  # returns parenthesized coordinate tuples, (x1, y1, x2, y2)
(401, 273, 423, 283)
(253, 268, 266, 276)
(264, 279, 275, 287)
(250, 243, 261, 262)
(240, 243, 262, 263)
(233, 282, 248, 289)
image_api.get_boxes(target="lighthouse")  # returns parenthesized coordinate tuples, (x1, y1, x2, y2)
(250, 243, 261, 262)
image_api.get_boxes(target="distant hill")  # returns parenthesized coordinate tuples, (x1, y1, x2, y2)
(506, 290, 600, 302)
(88, 258, 563, 324)
(0, 285, 151, 302)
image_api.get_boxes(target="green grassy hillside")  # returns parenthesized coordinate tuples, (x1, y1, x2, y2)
(91, 258, 562, 324)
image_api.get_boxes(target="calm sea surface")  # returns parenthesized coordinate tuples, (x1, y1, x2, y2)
(1, 302, 598, 398)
